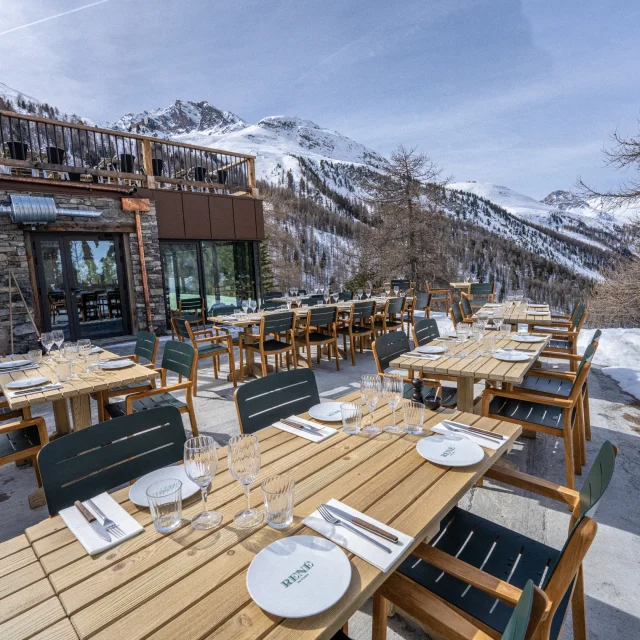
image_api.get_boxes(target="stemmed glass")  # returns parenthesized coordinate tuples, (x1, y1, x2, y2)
(356, 288, 363, 300)
(40, 332, 54, 361)
(78, 339, 92, 374)
(382, 375, 404, 434)
(456, 324, 470, 357)
(242, 300, 249, 316)
(393, 285, 399, 297)
(385, 285, 391, 297)
(184, 436, 222, 529)
(360, 374, 381, 435)
(249, 299, 257, 313)
(63, 343, 79, 378)
(228, 434, 263, 528)
(364, 286, 372, 299)
(323, 290, 330, 305)
(51, 330, 64, 359)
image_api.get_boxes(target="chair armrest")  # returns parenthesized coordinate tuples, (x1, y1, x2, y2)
(486, 461, 580, 509)
(193, 329, 214, 338)
(526, 368, 576, 381)
(195, 333, 230, 345)
(125, 381, 192, 413)
(412, 544, 523, 606)
(0, 416, 48, 441)
(123, 354, 137, 362)
(482, 387, 573, 408)
(538, 351, 582, 362)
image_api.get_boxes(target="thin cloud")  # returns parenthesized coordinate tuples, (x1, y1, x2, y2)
(0, 0, 110, 37)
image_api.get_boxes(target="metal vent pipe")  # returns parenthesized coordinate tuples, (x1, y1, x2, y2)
(0, 195, 102, 224)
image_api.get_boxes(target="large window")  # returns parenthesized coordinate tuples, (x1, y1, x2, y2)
(161, 241, 259, 317)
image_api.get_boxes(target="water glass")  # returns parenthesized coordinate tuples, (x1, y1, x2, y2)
(228, 434, 263, 528)
(63, 343, 79, 378)
(261, 475, 295, 529)
(147, 479, 182, 533)
(483, 333, 498, 355)
(382, 374, 404, 434)
(403, 401, 425, 435)
(360, 374, 381, 435)
(340, 402, 362, 435)
(78, 339, 92, 372)
(55, 359, 71, 382)
(28, 349, 42, 364)
(184, 436, 222, 529)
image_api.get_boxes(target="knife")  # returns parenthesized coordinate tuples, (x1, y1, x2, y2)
(322, 504, 400, 543)
(10, 384, 63, 396)
(442, 420, 507, 441)
(74, 500, 111, 542)
(280, 418, 324, 436)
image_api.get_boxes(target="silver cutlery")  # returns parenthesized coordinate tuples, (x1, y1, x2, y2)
(441, 420, 505, 443)
(0, 364, 40, 373)
(10, 384, 63, 396)
(74, 500, 111, 542)
(280, 417, 324, 436)
(317, 504, 391, 554)
(86, 499, 124, 538)
(322, 504, 399, 543)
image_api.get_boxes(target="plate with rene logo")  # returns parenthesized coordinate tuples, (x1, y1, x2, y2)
(416, 433, 485, 467)
(246, 535, 351, 617)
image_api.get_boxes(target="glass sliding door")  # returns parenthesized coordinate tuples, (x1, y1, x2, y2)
(160, 243, 201, 313)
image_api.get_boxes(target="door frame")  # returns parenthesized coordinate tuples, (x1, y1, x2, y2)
(32, 232, 132, 340)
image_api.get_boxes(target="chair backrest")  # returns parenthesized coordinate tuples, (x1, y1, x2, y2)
(161, 340, 195, 379)
(501, 580, 548, 640)
(339, 290, 353, 301)
(235, 369, 320, 434)
(575, 342, 596, 378)
(460, 296, 473, 318)
(351, 300, 376, 322)
(263, 291, 283, 301)
(308, 305, 338, 328)
(373, 331, 410, 372)
(590, 328, 602, 345)
(209, 304, 236, 317)
(413, 318, 440, 346)
(451, 302, 463, 327)
(172, 317, 192, 343)
(414, 292, 431, 311)
(386, 297, 404, 316)
(470, 282, 494, 296)
(179, 297, 203, 313)
(263, 299, 282, 310)
(571, 303, 587, 330)
(301, 297, 320, 307)
(38, 407, 187, 515)
(297, 289, 307, 295)
(391, 279, 410, 292)
(134, 330, 158, 364)
(262, 311, 295, 336)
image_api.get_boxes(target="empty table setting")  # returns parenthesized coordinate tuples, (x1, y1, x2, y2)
(0, 390, 521, 640)
(474, 301, 554, 326)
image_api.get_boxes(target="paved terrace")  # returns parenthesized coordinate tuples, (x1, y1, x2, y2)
(1, 315, 639, 640)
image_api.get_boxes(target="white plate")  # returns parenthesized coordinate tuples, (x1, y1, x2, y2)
(247, 535, 351, 618)
(527, 311, 549, 316)
(90, 346, 103, 353)
(128, 465, 200, 507)
(528, 304, 548, 308)
(5, 376, 49, 389)
(416, 434, 485, 467)
(0, 359, 32, 370)
(512, 334, 546, 343)
(415, 345, 446, 354)
(308, 402, 344, 422)
(493, 351, 532, 362)
(99, 359, 135, 370)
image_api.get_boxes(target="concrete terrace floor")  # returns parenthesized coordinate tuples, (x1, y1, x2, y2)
(1, 327, 639, 639)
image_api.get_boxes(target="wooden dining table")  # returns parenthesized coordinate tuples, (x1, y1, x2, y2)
(474, 302, 554, 327)
(390, 332, 551, 413)
(0, 390, 521, 640)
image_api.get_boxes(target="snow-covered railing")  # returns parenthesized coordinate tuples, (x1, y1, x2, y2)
(0, 109, 256, 195)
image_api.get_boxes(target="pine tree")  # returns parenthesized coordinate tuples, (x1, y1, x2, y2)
(259, 239, 276, 293)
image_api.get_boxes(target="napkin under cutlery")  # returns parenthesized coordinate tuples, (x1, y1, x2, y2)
(406, 352, 443, 360)
(431, 420, 505, 450)
(274, 415, 337, 442)
(304, 498, 413, 572)
(0, 364, 40, 373)
(9, 383, 64, 397)
(59, 492, 143, 555)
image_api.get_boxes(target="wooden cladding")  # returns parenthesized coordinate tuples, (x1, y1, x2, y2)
(154, 191, 264, 241)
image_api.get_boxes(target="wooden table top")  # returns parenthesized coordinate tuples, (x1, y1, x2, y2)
(390, 333, 551, 383)
(4, 391, 521, 640)
(474, 303, 553, 326)
(0, 351, 158, 411)
(449, 281, 478, 289)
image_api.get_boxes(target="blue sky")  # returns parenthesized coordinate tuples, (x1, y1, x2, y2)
(1, 0, 638, 198)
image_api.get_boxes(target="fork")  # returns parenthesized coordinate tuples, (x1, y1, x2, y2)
(317, 505, 391, 553)
(440, 421, 503, 444)
(86, 499, 125, 538)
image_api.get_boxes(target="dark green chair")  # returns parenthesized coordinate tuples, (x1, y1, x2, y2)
(300, 296, 321, 307)
(462, 282, 495, 308)
(450, 301, 471, 328)
(460, 295, 474, 320)
(388, 441, 616, 640)
(390, 278, 411, 293)
(336, 300, 376, 366)
(412, 292, 431, 321)
(234, 368, 320, 434)
(338, 290, 353, 302)
(105, 340, 199, 436)
(178, 296, 206, 330)
(295, 305, 340, 370)
(412, 317, 440, 347)
(263, 299, 283, 310)
(535, 305, 588, 372)
(39, 407, 187, 515)
(374, 296, 404, 335)
(263, 291, 283, 301)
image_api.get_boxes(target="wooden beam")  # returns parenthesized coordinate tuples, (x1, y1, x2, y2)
(122, 197, 151, 212)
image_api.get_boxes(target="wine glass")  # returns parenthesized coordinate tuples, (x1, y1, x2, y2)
(51, 330, 64, 359)
(382, 375, 404, 434)
(364, 286, 372, 299)
(331, 292, 339, 303)
(385, 285, 391, 296)
(184, 436, 222, 529)
(323, 290, 330, 305)
(228, 434, 263, 528)
(357, 288, 363, 300)
(78, 339, 92, 373)
(242, 300, 249, 316)
(249, 299, 257, 313)
(360, 374, 382, 435)
(40, 332, 54, 360)
(393, 285, 399, 297)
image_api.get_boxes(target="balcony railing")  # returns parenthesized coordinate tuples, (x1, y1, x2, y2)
(0, 110, 256, 195)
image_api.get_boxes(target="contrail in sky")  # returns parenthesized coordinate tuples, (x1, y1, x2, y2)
(0, 0, 110, 37)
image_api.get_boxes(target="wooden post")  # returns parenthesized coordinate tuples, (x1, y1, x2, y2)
(141, 139, 156, 190)
(247, 157, 256, 189)
(8, 273, 13, 354)
(135, 210, 154, 332)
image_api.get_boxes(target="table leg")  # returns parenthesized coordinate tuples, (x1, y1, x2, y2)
(52, 399, 71, 436)
(456, 377, 475, 413)
(70, 395, 92, 430)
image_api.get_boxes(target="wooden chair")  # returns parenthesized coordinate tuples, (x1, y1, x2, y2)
(39, 407, 186, 515)
(338, 290, 353, 302)
(374, 578, 547, 640)
(462, 282, 496, 308)
(94, 330, 159, 422)
(533, 305, 587, 372)
(80, 292, 100, 322)
(234, 368, 320, 434)
(172, 317, 236, 394)
(301, 295, 324, 307)
(239, 311, 298, 380)
(426, 280, 452, 314)
(451, 301, 473, 328)
(336, 300, 376, 366)
(374, 296, 404, 336)
(295, 305, 340, 371)
(374, 441, 616, 640)
(460, 295, 474, 321)
(412, 292, 431, 320)
(390, 278, 412, 294)
(263, 291, 283, 301)
(263, 299, 284, 310)
(105, 340, 199, 436)
(177, 297, 206, 331)
(482, 344, 596, 489)
(412, 317, 440, 347)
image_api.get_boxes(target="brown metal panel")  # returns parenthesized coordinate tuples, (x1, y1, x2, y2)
(233, 198, 257, 239)
(182, 192, 212, 239)
(154, 191, 185, 239)
(254, 199, 265, 240)
(209, 196, 235, 239)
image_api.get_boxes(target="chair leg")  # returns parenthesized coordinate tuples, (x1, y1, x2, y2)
(261, 353, 268, 377)
(334, 341, 340, 371)
(350, 335, 357, 366)
(213, 355, 219, 379)
(239, 344, 245, 383)
(307, 343, 312, 369)
(292, 345, 298, 369)
(562, 413, 576, 489)
(572, 565, 588, 640)
(228, 344, 237, 387)
(583, 386, 592, 441)
(275, 354, 279, 373)
(372, 591, 388, 640)
(193, 360, 199, 397)
(185, 404, 199, 437)
(342, 333, 348, 359)
(572, 413, 583, 476)
(286, 350, 291, 370)
(576, 398, 587, 466)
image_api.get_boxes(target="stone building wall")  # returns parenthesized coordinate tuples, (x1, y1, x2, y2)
(0, 186, 166, 355)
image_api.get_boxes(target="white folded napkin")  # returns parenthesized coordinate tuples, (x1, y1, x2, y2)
(496, 348, 533, 358)
(431, 421, 503, 450)
(59, 492, 144, 556)
(274, 416, 337, 442)
(303, 498, 414, 572)
(406, 353, 442, 360)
